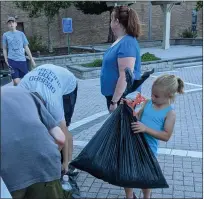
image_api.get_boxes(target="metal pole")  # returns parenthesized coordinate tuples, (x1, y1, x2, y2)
(68, 34, 70, 54)
(148, 1, 152, 40)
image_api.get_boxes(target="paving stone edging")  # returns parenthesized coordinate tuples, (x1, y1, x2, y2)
(66, 56, 202, 79)
(28, 54, 202, 79)
(66, 60, 174, 79)
(31, 52, 104, 69)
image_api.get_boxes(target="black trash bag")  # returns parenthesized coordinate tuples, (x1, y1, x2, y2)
(70, 68, 169, 189)
(123, 68, 154, 97)
(70, 103, 168, 189)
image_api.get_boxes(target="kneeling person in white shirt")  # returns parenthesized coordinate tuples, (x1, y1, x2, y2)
(19, 64, 78, 174)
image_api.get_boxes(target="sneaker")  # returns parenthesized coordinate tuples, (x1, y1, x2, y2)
(68, 165, 79, 176)
(133, 192, 138, 199)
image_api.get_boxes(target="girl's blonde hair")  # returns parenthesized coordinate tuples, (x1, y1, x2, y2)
(153, 74, 184, 101)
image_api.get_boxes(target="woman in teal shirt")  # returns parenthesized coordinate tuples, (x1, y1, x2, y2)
(100, 6, 141, 113)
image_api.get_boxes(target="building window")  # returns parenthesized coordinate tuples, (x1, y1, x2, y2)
(17, 22, 24, 32)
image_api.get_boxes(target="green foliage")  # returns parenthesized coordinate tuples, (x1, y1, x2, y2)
(82, 59, 103, 67)
(179, 27, 198, 38)
(28, 35, 47, 52)
(74, 1, 112, 15)
(14, 1, 72, 52)
(14, 1, 72, 19)
(141, 52, 161, 62)
(195, 1, 203, 11)
(82, 53, 161, 68)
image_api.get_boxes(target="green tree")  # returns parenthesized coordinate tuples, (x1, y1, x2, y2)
(196, 1, 203, 11)
(15, 1, 72, 52)
(74, 1, 115, 42)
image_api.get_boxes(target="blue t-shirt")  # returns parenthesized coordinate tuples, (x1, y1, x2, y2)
(140, 100, 173, 155)
(2, 30, 29, 61)
(100, 35, 141, 96)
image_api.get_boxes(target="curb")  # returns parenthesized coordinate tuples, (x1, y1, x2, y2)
(67, 56, 202, 79)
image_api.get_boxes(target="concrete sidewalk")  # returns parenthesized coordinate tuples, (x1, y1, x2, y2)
(90, 44, 203, 60)
(140, 45, 202, 59)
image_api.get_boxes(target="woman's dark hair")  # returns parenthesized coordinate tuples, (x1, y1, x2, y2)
(113, 6, 141, 38)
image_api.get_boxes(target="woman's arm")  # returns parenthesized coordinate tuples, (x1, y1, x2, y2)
(112, 57, 135, 103)
(131, 110, 176, 142)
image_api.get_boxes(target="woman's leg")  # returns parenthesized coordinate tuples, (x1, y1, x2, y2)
(142, 189, 151, 199)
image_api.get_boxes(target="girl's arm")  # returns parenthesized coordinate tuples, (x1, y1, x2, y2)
(137, 99, 149, 120)
(131, 110, 176, 142)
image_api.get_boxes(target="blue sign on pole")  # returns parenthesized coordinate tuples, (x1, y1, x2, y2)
(62, 18, 73, 33)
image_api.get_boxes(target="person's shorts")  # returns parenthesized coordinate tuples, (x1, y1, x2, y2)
(8, 59, 28, 79)
(63, 85, 78, 127)
(11, 179, 65, 199)
(105, 96, 121, 110)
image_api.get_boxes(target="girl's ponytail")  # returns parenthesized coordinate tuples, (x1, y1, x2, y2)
(177, 77, 184, 94)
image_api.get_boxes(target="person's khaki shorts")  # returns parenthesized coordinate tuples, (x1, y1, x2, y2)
(11, 179, 72, 199)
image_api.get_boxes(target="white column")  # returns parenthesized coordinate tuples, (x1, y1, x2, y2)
(161, 4, 174, 49)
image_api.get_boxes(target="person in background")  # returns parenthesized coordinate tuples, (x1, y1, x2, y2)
(1, 86, 65, 199)
(100, 5, 141, 113)
(2, 16, 36, 86)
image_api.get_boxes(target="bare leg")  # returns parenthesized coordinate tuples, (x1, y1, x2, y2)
(67, 129, 73, 163)
(142, 189, 151, 199)
(13, 78, 21, 86)
(124, 188, 134, 198)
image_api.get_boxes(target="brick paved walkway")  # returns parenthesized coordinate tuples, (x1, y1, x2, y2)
(70, 65, 203, 198)
(1, 62, 202, 198)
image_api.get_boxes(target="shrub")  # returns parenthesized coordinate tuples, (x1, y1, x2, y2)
(179, 27, 198, 38)
(28, 35, 47, 52)
(82, 53, 161, 67)
(141, 52, 160, 62)
(82, 59, 103, 67)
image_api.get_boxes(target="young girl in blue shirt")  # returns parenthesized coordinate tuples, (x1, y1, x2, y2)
(123, 74, 184, 199)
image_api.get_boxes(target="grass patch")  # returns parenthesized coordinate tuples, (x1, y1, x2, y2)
(141, 52, 161, 62)
(82, 59, 103, 67)
(82, 53, 160, 67)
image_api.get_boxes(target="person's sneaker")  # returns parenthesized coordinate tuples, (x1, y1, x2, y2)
(68, 165, 79, 176)
(133, 192, 138, 199)
(72, 168, 78, 173)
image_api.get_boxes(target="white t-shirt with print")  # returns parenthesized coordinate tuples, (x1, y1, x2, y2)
(19, 64, 77, 124)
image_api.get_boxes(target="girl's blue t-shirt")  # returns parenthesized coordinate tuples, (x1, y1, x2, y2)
(140, 100, 173, 155)
(100, 35, 141, 96)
